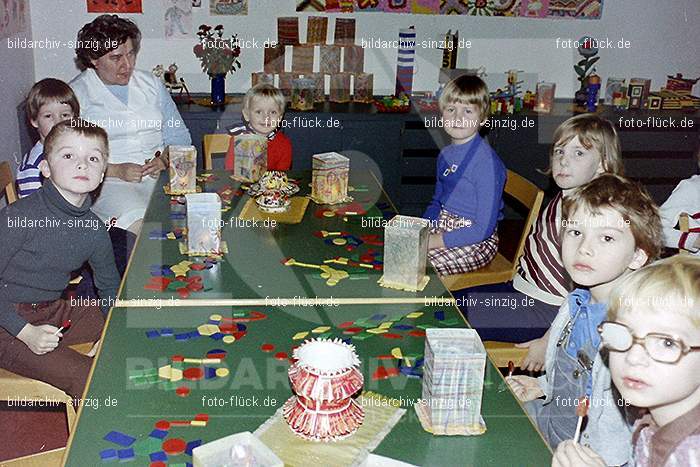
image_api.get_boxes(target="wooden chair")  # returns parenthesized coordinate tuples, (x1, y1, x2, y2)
(0, 342, 93, 465)
(202, 134, 231, 171)
(679, 212, 691, 255)
(0, 160, 18, 205)
(439, 169, 544, 291)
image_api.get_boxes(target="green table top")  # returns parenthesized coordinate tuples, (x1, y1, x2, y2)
(63, 304, 550, 466)
(119, 170, 450, 304)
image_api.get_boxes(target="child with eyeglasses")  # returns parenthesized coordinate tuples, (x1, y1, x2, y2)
(507, 174, 664, 465)
(552, 255, 700, 467)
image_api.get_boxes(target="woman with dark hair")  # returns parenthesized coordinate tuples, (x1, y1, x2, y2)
(71, 14, 191, 236)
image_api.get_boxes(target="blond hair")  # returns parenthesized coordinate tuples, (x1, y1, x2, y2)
(562, 173, 663, 263)
(44, 119, 109, 160)
(545, 114, 623, 176)
(608, 255, 700, 326)
(243, 83, 285, 114)
(439, 75, 490, 119)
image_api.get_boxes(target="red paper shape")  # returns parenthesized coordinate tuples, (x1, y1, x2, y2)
(372, 366, 389, 380)
(176, 386, 191, 397)
(87, 0, 142, 13)
(382, 333, 403, 339)
(183, 368, 204, 381)
(162, 438, 187, 456)
(261, 343, 275, 352)
(408, 330, 426, 337)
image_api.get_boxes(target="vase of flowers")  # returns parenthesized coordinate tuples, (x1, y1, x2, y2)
(193, 24, 242, 105)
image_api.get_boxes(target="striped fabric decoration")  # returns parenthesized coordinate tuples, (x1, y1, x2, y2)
(307, 16, 328, 44)
(277, 17, 300, 46)
(394, 27, 416, 96)
(334, 18, 356, 45)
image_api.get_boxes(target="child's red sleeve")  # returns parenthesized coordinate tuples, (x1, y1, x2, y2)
(267, 133, 292, 171)
(224, 136, 235, 171)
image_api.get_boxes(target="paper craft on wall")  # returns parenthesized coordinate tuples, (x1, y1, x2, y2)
(343, 45, 364, 74)
(263, 45, 285, 74)
(164, 0, 192, 40)
(326, 0, 353, 12)
(192, 0, 201, 6)
(320, 45, 341, 74)
(277, 17, 300, 46)
(307, 16, 328, 44)
(549, 0, 601, 18)
(440, 0, 469, 15)
(209, 0, 247, 15)
(411, 0, 439, 14)
(383, 0, 410, 13)
(0, 0, 28, 38)
(87, 0, 142, 13)
(520, 0, 549, 18)
(354, 0, 381, 12)
(334, 18, 356, 45)
(395, 27, 416, 96)
(296, 0, 325, 11)
(292, 45, 314, 74)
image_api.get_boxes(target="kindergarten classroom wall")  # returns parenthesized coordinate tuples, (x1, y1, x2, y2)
(29, 0, 700, 99)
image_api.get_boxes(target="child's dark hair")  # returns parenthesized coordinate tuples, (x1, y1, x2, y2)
(562, 173, 663, 263)
(26, 78, 80, 121)
(75, 14, 141, 70)
(44, 119, 109, 159)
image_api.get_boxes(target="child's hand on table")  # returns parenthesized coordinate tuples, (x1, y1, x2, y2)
(516, 329, 550, 372)
(506, 375, 544, 401)
(142, 151, 167, 178)
(16, 323, 61, 355)
(109, 162, 144, 183)
(551, 440, 605, 467)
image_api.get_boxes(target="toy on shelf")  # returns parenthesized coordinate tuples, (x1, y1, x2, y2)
(627, 78, 651, 109)
(373, 94, 411, 113)
(604, 77, 625, 105)
(231, 134, 267, 183)
(153, 63, 192, 103)
(534, 82, 556, 114)
(291, 78, 315, 111)
(283, 338, 364, 442)
(665, 73, 699, 94)
(247, 171, 299, 214)
(440, 30, 458, 70)
(586, 73, 601, 112)
(490, 69, 525, 115)
(167, 145, 197, 194)
(185, 193, 221, 256)
(574, 36, 599, 107)
(415, 328, 487, 436)
(379, 215, 430, 292)
(311, 152, 351, 205)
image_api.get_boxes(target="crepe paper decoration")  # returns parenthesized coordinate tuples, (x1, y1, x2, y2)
(354, 0, 381, 11)
(330, 73, 352, 103)
(573, 396, 589, 443)
(307, 16, 328, 44)
(334, 18, 356, 45)
(311, 152, 350, 204)
(263, 45, 285, 74)
(87, 0, 142, 13)
(292, 45, 315, 74)
(296, 0, 326, 11)
(382, 0, 410, 13)
(320, 45, 341, 74)
(415, 329, 487, 436)
(251, 72, 275, 87)
(395, 27, 416, 96)
(343, 45, 364, 74)
(520, 0, 548, 17)
(210, 0, 247, 15)
(304, 72, 326, 103)
(277, 17, 300, 46)
(411, 0, 439, 14)
(283, 339, 364, 441)
(353, 73, 374, 103)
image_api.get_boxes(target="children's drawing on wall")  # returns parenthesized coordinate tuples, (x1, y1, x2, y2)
(164, 0, 192, 39)
(210, 0, 248, 15)
(86, 0, 143, 13)
(0, 0, 27, 38)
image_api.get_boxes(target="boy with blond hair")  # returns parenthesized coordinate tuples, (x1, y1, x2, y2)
(507, 174, 663, 465)
(553, 255, 700, 467)
(224, 83, 292, 172)
(0, 119, 120, 400)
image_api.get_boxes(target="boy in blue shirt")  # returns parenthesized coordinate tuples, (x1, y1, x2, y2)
(424, 75, 506, 275)
(507, 174, 663, 465)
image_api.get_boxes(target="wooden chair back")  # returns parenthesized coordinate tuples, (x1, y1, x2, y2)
(0, 161, 18, 204)
(202, 134, 232, 171)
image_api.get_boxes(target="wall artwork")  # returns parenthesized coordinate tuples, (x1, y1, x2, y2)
(0, 0, 27, 38)
(87, 0, 143, 13)
(164, 0, 192, 40)
(209, 0, 247, 15)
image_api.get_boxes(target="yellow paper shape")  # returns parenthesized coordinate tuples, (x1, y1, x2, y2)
(367, 328, 388, 334)
(197, 324, 220, 336)
(378, 322, 393, 329)
(158, 365, 171, 380)
(406, 312, 424, 319)
(312, 326, 331, 333)
(391, 347, 403, 359)
(293, 331, 309, 340)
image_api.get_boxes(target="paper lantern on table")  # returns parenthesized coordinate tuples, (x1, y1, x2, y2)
(283, 338, 364, 442)
(305, 72, 326, 102)
(263, 45, 285, 74)
(278, 72, 300, 101)
(311, 152, 350, 205)
(535, 82, 556, 114)
(231, 134, 267, 183)
(330, 73, 351, 103)
(186, 193, 221, 256)
(379, 215, 430, 291)
(291, 78, 315, 111)
(353, 73, 373, 103)
(167, 145, 197, 194)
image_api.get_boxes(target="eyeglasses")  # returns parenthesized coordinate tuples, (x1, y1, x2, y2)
(597, 321, 700, 364)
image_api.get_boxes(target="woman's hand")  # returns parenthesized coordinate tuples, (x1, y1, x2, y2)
(107, 162, 144, 183)
(16, 323, 61, 355)
(552, 440, 606, 467)
(506, 375, 545, 402)
(142, 153, 167, 178)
